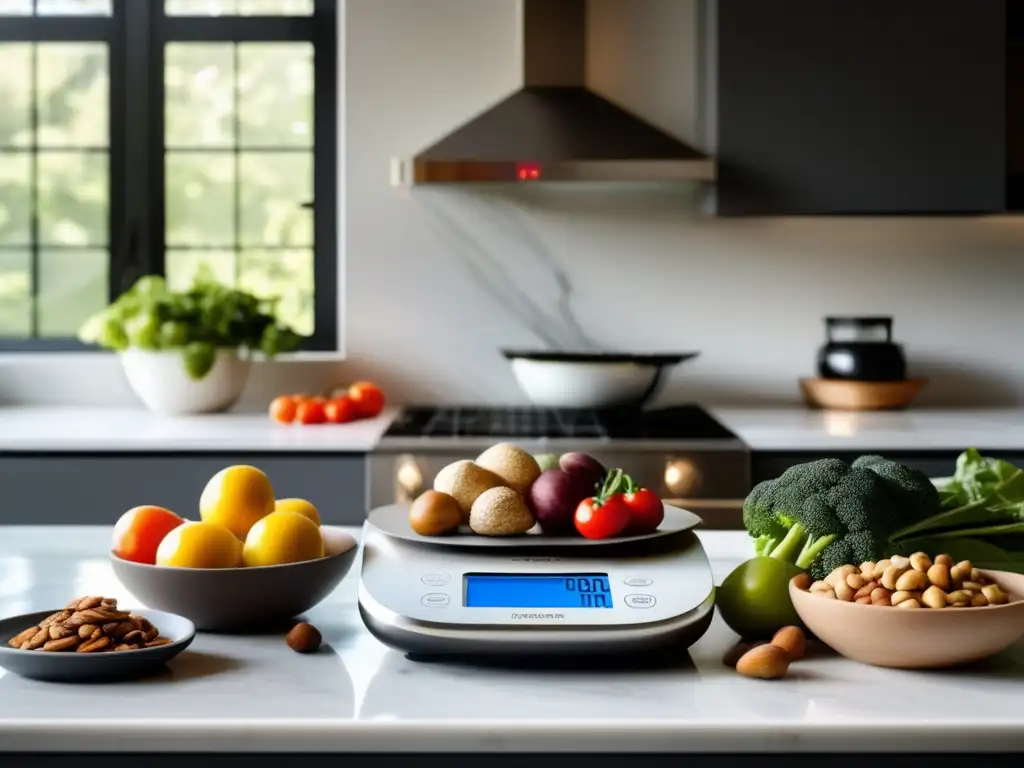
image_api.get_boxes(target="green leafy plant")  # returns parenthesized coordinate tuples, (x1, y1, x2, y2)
(77, 272, 305, 380)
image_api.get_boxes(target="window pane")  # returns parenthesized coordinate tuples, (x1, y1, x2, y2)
(165, 0, 313, 15)
(166, 152, 234, 247)
(37, 248, 107, 337)
(37, 43, 109, 148)
(238, 43, 313, 147)
(239, 152, 312, 247)
(36, 0, 112, 14)
(166, 249, 235, 291)
(0, 45, 32, 147)
(0, 250, 31, 338)
(0, 153, 31, 246)
(37, 152, 108, 246)
(165, 43, 233, 148)
(0, 0, 31, 14)
(239, 248, 312, 335)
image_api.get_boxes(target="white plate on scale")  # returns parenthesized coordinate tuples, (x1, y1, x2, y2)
(357, 503, 715, 659)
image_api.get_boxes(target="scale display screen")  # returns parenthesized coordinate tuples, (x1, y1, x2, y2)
(464, 574, 613, 608)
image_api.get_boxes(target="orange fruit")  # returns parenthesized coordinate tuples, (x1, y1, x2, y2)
(155, 521, 243, 568)
(274, 498, 321, 526)
(199, 465, 275, 540)
(242, 510, 324, 567)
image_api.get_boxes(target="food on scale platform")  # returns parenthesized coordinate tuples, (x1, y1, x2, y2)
(410, 445, 665, 539)
(409, 490, 463, 536)
(110, 464, 335, 569)
(433, 460, 505, 519)
(800, 554, 1011, 608)
(7, 597, 170, 653)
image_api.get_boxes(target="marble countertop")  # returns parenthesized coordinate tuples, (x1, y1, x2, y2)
(0, 407, 400, 453)
(2, 526, 1024, 753)
(709, 407, 1024, 452)
(0, 405, 1023, 454)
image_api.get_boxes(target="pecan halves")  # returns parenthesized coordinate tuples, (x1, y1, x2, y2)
(9, 596, 166, 654)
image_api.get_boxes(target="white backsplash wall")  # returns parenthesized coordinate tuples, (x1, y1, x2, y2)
(2, 0, 1024, 409)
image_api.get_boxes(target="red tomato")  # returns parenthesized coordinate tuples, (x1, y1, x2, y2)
(112, 505, 185, 565)
(574, 495, 631, 540)
(348, 381, 385, 418)
(324, 395, 360, 424)
(296, 398, 327, 425)
(268, 395, 298, 424)
(624, 487, 665, 534)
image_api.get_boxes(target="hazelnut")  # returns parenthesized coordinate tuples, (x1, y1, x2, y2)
(286, 622, 322, 654)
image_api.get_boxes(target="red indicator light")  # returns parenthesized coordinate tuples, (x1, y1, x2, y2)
(516, 162, 542, 181)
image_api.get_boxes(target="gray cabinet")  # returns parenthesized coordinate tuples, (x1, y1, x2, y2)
(0, 454, 367, 526)
(717, 0, 1007, 215)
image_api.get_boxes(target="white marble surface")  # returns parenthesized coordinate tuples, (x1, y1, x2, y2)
(0, 407, 399, 452)
(2, 526, 1024, 753)
(1, 404, 1023, 454)
(710, 407, 1024, 451)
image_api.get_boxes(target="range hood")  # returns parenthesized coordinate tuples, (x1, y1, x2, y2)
(391, 0, 715, 186)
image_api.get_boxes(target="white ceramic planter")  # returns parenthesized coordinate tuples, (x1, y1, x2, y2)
(120, 348, 252, 415)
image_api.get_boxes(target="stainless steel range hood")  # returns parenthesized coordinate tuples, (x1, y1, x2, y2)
(390, 0, 715, 186)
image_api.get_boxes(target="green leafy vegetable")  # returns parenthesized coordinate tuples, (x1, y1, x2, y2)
(77, 271, 305, 380)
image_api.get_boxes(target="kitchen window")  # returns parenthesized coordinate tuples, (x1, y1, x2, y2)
(0, 0, 338, 351)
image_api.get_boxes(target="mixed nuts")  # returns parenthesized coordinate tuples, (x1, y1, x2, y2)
(802, 553, 1012, 609)
(6, 596, 171, 653)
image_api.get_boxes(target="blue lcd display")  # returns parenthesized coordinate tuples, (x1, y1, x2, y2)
(464, 574, 613, 609)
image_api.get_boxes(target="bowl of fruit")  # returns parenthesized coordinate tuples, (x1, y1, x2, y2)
(109, 465, 358, 632)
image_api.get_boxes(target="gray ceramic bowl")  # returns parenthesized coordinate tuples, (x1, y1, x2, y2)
(110, 527, 358, 632)
(0, 609, 195, 683)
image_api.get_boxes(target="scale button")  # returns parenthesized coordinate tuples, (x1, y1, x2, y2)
(624, 576, 653, 587)
(625, 594, 657, 609)
(421, 573, 451, 586)
(421, 593, 451, 607)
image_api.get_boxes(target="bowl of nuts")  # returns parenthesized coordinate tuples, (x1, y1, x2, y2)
(0, 596, 195, 682)
(789, 553, 1024, 669)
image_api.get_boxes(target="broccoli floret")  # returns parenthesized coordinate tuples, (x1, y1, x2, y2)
(741, 457, 940, 580)
(852, 455, 941, 529)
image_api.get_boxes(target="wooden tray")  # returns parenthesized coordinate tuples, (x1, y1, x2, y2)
(799, 377, 928, 411)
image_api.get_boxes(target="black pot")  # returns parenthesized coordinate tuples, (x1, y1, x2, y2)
(816, 316, 906, 382)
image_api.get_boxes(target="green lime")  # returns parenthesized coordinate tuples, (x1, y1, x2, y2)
(716, 556, 806, 641)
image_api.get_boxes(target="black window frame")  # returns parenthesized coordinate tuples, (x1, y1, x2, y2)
(0, 0, 338, 353)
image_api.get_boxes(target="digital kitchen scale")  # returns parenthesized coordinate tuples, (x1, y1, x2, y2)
(358, 504, 716, 658)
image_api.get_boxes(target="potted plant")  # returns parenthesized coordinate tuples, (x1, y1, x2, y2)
(78, 273, 304, 415)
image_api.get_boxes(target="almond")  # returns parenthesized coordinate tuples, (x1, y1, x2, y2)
(735, 643, 791, 679)
(770, 626, 806, 661)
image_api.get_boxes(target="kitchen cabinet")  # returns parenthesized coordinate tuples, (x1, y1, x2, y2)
(0, 455, 367, 526)
(1007, 4, 1024, 209)
(717, 0, 1006, 215)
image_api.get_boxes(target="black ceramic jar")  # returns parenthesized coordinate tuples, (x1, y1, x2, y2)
(816, 316, 907, 382)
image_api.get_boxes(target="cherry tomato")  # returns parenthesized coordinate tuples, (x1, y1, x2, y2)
(324, 395, 360, 424)
(268, 395, 299, 424)
(112, 505, 185, 565)
(348, 381, 385, 419)
(574, 495, 631, 540)
(624, 487, 665, 534)
(296, 398, 327, 425)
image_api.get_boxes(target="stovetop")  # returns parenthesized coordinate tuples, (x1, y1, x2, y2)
(382, 405, 739, 442)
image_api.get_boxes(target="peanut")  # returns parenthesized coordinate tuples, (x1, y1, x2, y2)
(972, 593, 990, 607)
(870, 587, 892, 606)
(909, 552, 932, 572)
(825, 565, 858, 587)
(817, 587, 837, 599)
(926, 563, 951, 591)
(859, 561, 877, 576)
(895, 569, 929, 592)
(950, 561, 973, 586)
(961, 581, 983, 591)
(890, 590, 918, 606)
(855, 596, 873, 604)
(854, 581, 879, 600)
(845, 573, 867, 590)
(982, 584, 1008, 605)
(833, 580, 856, 602)
(880, 565, 908, 591)
(934, 553, 954, 567)
(921, 585, 947, 609)
(889, 555, 911, 571)
(970, 568, 983, 582)
(947, 590, 972, 607)
(897, 598, 921, 609)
